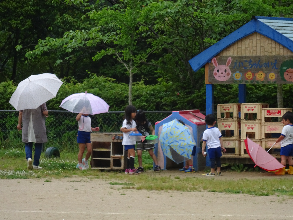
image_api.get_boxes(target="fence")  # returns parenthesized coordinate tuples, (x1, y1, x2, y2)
(0, 110, 172, 151)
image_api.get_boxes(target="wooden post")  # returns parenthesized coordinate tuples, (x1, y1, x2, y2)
(238, 84, 246, 103)
(205, 63, 212, 167)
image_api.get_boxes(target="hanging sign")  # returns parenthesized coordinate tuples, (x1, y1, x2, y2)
(208, 56, 293, 84)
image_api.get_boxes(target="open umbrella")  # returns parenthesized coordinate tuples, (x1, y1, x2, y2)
(244, 138, 284, 171)
(60, 92, 109, 115)
(9, 73, 63, 110)
(159, 119, 195, 164)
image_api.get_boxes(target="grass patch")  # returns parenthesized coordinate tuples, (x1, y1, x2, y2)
(1, 148, 293, 197)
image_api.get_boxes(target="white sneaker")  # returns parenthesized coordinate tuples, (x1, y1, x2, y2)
(76, 163, 85, 170)
(27, 158, 33, 170)
(82, 158, 89, 169)
(33, 165, 42, 170)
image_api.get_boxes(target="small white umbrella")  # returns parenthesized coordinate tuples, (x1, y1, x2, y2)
(59, 92, 109, 115)
(9, 73, 63, 110)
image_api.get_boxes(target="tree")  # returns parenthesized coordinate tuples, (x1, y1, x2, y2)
(27, 0, 156, 105)
(0, 0, 95, 83)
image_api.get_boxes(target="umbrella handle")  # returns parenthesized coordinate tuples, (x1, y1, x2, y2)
(267, 142, 276, 152)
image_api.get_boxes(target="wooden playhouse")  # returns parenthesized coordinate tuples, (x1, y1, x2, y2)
(189, 16, 293, 165)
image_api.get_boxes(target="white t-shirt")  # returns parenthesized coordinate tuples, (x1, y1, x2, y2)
(78, 115, 92, 132)
(280, 124, 293, 147)
(202, 127, 222, 149)
(122, 119, 137, 145)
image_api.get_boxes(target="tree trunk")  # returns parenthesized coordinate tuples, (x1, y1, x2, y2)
(128, 69, 133, 105)
(277, 84, 283, 108)
(11, 31, 19, 81)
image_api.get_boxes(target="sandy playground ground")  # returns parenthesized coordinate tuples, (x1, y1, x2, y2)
(1, 170, 293, 220)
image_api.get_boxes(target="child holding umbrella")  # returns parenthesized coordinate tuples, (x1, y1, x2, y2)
(273, 111, 293, 175)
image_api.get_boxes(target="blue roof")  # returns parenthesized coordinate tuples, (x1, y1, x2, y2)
(189, 16, 293, 73)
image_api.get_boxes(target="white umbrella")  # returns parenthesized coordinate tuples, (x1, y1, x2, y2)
(60, 92, 109, 115)
(9, 73, 63, 110)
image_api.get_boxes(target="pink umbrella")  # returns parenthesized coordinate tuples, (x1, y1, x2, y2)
(60, 92, 109, 115)
(244, 138, 284, 172)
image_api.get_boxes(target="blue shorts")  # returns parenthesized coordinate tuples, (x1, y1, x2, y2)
(280, 144, 293, 156)
(77, 131, 91, 144)
(124, 145, 135, 151)
(208, 147, 222, 159)
(191, 146, 196, 156)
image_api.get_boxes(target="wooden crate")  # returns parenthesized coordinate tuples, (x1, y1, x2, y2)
(222, 138, 240, 155)
(91, 133, 126, 170)
(262, 138, 281, 157)
(262, 108, 292, 122)
(241, 120, 261, 140)
(262, 138, 281, 149)
(218, 119, 240, 138)
(241, 103, 269, 120)
(261, 122, 284, 139)
(240, 139, 262, 156)
(217, 103, 240, 120)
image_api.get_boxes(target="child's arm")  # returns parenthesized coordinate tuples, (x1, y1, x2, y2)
(219, 137, 226, 153)
(91, 127, 100, 131)
(121, 127, 137, 133)
(202, 141, 207, 157)
(275, 135, 285, 144)
(76, 113, 83, 121)
(149, 125, 155, 135)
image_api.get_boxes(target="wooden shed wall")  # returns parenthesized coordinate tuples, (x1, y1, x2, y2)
(218, 32, 293, 56)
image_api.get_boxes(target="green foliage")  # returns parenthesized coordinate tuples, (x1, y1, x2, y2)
(40, 158, 77, 171)
(1, 148, 25, 158)
(231, 164, 248, 172)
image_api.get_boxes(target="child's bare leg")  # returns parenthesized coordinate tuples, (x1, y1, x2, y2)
(128, 148, 135, 157)
(288, 156, 293, 166)
(148, 149, 158, 165)
(137, 149, 143, 167)
(78, 143, 86, 163)
(216, 157, 221, 173)
(85, 143, 92, 161)
(211, 168, 216, 173)
(280, 155, 287, 166)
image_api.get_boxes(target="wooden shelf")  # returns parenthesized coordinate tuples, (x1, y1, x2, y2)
(91, 133, 126, 170)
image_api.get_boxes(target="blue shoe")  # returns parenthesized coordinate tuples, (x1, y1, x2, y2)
(179, 167, 187, 172)
(154, 165, 161, 172)
(185, 167, 195, 173)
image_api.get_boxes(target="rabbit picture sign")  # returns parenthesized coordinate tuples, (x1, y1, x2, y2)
(212, 57, 232, 81)
(208, 56, 293, 84)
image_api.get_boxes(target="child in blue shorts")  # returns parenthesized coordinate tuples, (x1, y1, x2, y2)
(76, 113, 99, 170)
(273, 111, 293, 175)
(202, 114, 226, 176)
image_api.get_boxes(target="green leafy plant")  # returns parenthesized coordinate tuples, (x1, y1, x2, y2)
(231, 164, 248, 172)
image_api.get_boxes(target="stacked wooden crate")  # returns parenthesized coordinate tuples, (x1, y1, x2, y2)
(261, 108, 292, 156)
(218, 103, 292, 158)
(217, 104, 241, 155)
(240, 103, 269, 156)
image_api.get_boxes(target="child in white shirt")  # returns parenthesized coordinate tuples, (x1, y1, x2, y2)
(202, 114, 226, 176)
(76, 113, 99, 170)
(120, 105, 137, 175)
(273, 111, 293, 175)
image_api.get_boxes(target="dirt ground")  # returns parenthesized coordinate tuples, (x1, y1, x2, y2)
(1, 171, 293, 220)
